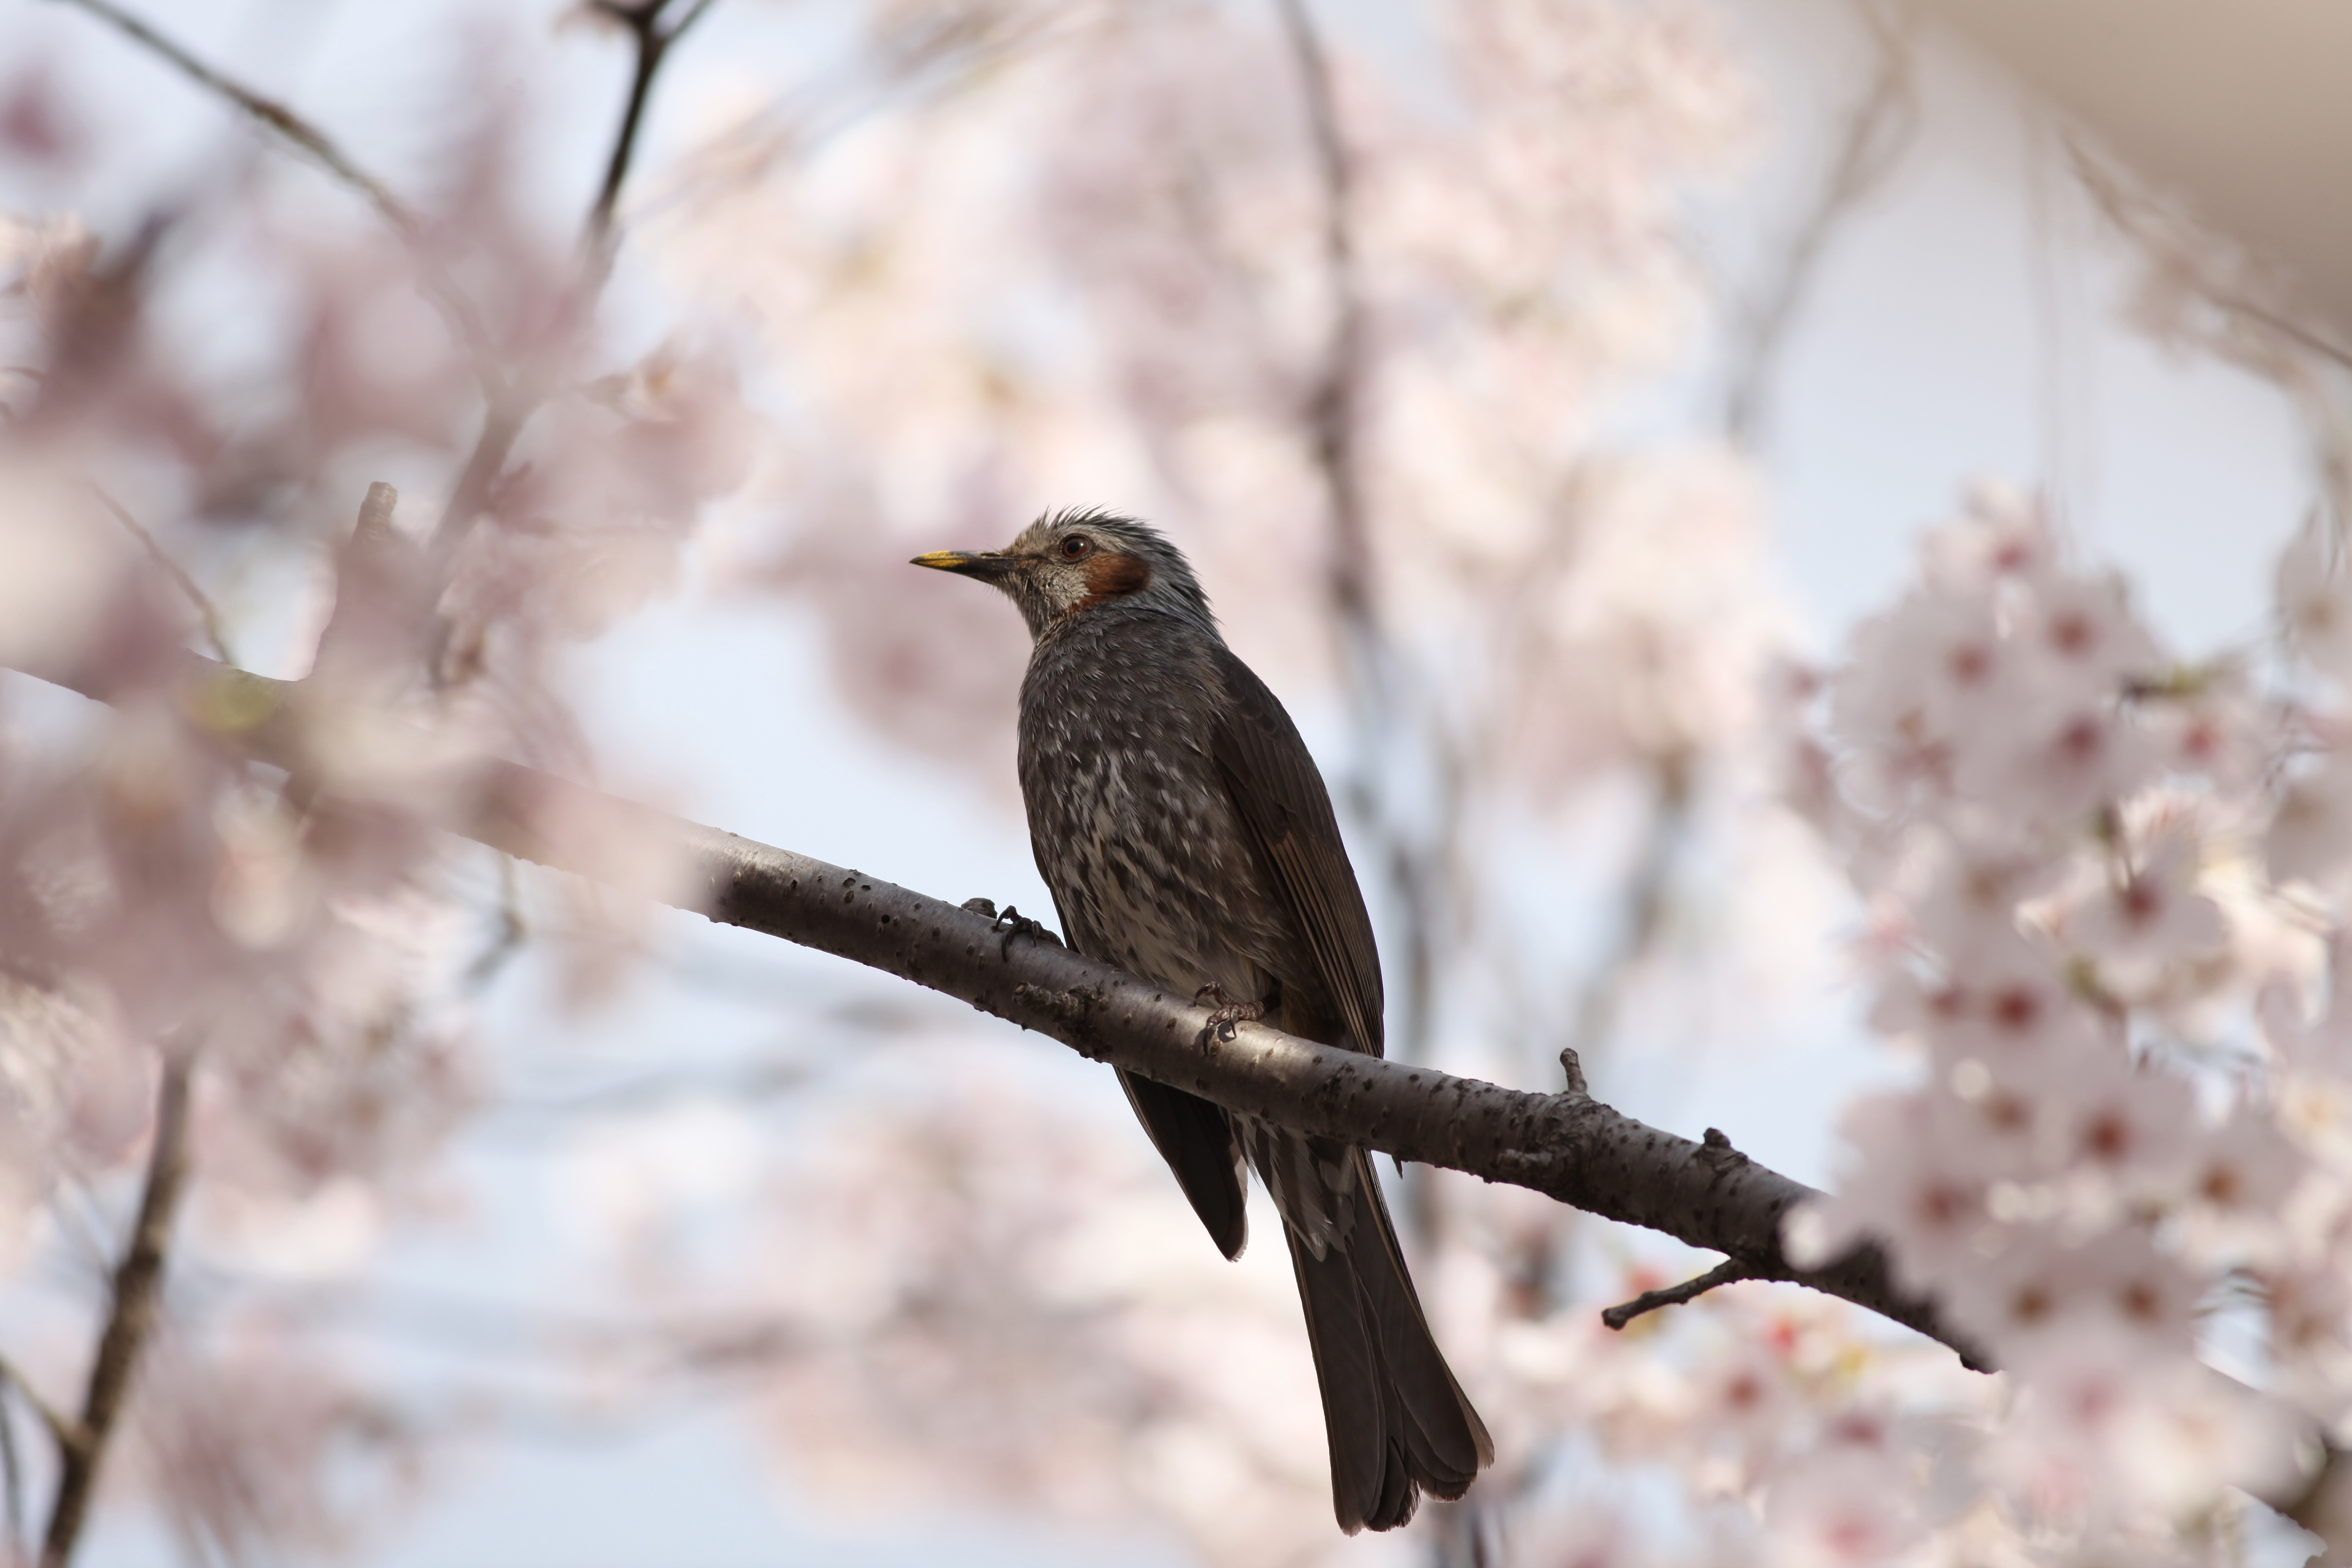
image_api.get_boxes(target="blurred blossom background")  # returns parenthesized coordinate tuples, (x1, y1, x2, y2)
(0, 0, 2345, 1564)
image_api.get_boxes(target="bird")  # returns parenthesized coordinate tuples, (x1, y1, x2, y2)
(912, 508, 1491, 1532)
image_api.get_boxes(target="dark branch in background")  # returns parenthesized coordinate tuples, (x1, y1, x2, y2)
(1273, 0, 1370, 631)
(56, 0, 401, 218)
(1272, 0, 1453, 1073)
(89, 483, 232, 665)
(53, 0, 503, 399)
(0, 1385, 20, 1555)
(1720, 0, 1916, 446)
(40, 1054, 192, 1568)
(428, 0, 719, 566)
(584, 0, 723, 272)
(13, 647, 1973, 1367)
(427, 400, 531, 568)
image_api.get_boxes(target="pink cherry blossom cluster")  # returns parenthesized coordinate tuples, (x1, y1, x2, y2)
(1763, 486, 2341, 1553)
(0, 33, 757, 1545)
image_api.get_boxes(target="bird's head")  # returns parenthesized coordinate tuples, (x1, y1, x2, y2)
(910, 508, 1212, 641)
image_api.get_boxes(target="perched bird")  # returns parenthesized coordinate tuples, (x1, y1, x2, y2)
(912, 509, 1491, 1532)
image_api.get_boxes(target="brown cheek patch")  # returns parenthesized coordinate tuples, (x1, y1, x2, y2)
(1076, 552, 1152, 609)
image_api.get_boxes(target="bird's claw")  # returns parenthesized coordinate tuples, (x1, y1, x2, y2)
(985, 903, 1059, 962)
(1192, 983, 1265, 1044)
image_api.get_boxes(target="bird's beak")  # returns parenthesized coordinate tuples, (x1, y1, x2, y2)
(910, 550, 1018, 580)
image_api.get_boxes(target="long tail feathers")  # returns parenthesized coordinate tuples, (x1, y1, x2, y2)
(1285, 1150, 1492, 1533)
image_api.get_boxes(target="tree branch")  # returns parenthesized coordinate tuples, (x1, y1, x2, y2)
(57, 0, 403, 221)
(40, 1052, 192, 1568)
(10, 646, 1979, 1368)
(583, 0, 723, 276)
(88, 483, 231, 665)
(0, 1359, 70, 1454)
(1601, 1255, 1750, 1331)
(0, 1383, 20, 1558)
(1273, 0, 1370, 632)
(1272, 0, 1463, 1083)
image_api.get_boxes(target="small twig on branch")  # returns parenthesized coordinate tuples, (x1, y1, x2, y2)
(0, 1359, 70, 1454)
(88, 483, 232, 665)
(40, 1052, 193, 1568)
(1602, 1257, 1752, 1331)
(1557, 1047, 1589, 1098)
(583, 0, 724, 271)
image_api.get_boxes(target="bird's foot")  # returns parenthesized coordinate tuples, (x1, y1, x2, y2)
(1192, 983, 1265, 1044)
(975, 901, 1060, 962)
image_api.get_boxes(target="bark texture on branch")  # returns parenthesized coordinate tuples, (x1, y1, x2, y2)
(5, 650, 1974, 1365)
(540, 798, 1973, 1363)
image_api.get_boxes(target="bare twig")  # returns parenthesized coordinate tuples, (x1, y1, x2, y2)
(465, 854, 531, 990)
(583, 0, 724, 272)
(0, 1384, 21, 1555)
(427, 398, 531, 566)
(0, 1359, 70, 1452)
(57, 0, 402, 221)
(40, 1052, 193, 1568)
(1273, 0, 1370, 631)
(1273, 0, 1458, 1075)
(1722, 0, 1918, 445)
(314, 481, 423, 668)
(429, 0, 717, 566)
(50, 0, 503, 396)
(1602, 1257, 1751, 1331)
(1557, 1047, 1589, 1098)
(88, 483, 232, 664)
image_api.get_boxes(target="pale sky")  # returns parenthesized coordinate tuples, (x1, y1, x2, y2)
(0, 0, 2316, 1563)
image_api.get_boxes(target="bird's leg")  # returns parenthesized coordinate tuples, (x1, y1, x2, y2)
(1192, 983, 1266, 1044)
(977, 902, 1061, 962)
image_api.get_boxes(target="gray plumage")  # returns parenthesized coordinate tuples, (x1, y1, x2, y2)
(911, 508, 1492, 1533)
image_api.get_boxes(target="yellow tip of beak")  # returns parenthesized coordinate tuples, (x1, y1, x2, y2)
(910, 550, 1007, 577)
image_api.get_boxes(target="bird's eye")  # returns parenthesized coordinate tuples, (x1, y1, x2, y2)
(1059, 534, 1094, 560)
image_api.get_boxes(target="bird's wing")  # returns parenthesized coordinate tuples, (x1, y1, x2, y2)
(1040, 876, 1249, 1260)
(1207, 645, 1385, 1057)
